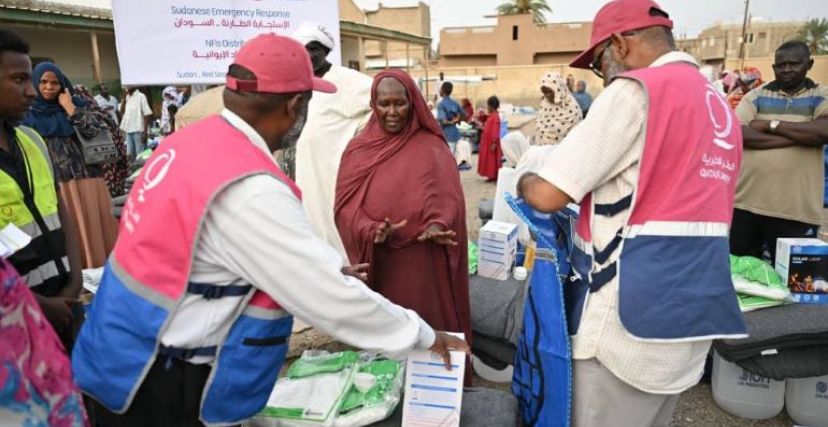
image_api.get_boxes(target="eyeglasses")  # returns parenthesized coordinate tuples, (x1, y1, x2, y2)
(589, 31, 640, 80)
(590, 41, 610, 79)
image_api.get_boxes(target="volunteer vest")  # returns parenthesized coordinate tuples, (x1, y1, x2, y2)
(568, 62, 747, 341)
(0, 126, 68, 294)
(72, 115, 298, 426)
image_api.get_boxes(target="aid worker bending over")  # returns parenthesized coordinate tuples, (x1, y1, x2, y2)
(72, 34, 468, 427)
(518, 1, 747, 425)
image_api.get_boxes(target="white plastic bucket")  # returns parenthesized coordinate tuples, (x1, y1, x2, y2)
(711, 351, 786, 419)
(785, 375, 828, 427)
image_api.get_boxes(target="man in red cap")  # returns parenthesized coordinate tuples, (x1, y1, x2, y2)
(518, 0, 746, 425)
(73, 34, 468, 426)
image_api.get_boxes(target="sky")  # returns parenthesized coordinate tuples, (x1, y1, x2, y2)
(66, 0, 828, 42)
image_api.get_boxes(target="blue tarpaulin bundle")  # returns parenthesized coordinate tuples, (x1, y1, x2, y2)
(506, 194, 575, 427)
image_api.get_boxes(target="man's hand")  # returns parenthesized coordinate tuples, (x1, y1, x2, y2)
(39, 296, 78, 331)
(58, 89, 76, 116)
(429, 331, 470, 370)
(342, 263, 369, 281)
(417, 225, 458, 246)
(374, 218, 408, 244)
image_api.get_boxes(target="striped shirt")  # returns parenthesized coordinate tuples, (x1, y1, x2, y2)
(735, 79, 828, 225)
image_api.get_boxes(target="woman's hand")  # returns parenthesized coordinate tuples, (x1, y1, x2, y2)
(374, 218, 408, 244)
(490, 141, 498, 152)
(417, 224, 458, 246)
(58, 89, 76, 116)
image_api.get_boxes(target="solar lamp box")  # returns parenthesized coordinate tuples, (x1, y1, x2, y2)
(775, 238, 828, 305)
(478, 244, 516, 264)
(479, 221, 518, 244)
(478, 259, 511, 281)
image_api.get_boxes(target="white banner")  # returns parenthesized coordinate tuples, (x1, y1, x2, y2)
(112, 0, 341, 85)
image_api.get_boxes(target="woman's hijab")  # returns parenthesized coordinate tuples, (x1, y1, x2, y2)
(461, 98, 474, 122)
(161, 86, 181, 133)
(535, 71, 582, 145)
(501, 131, 530, 167)
(335, 69, 443, 216)
(22, 62, 87, 138)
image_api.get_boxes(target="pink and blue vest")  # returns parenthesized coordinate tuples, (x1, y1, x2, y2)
(567, 62, 748, 341)
(72, 115, 298, 425)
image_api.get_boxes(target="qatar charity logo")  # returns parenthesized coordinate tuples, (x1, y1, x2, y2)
(705, 85, 735, 151)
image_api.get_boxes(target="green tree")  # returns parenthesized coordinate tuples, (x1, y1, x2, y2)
(496, 0, 552, 24)
(798, 18, 828, 55)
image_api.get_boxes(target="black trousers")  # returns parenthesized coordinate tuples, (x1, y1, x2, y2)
(92, 357, 231, 427)
(729, 209, 819, 261)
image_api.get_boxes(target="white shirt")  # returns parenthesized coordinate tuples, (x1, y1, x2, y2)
(119, 90, 152, 133)
(94, 94, 119, 122)
(161, 109, 436, 363)
(538, 52, 711, 394)
(295, 65, 373, 258)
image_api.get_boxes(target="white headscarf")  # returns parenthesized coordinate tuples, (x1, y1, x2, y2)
(291, 21, 336, 50)
(160, 86, 181, 134)
(501, 131, 530, 167)
(535, 72, 582, 146)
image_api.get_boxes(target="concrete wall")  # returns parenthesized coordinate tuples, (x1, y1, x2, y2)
(725, 55, 828, 84)
(372, 64, 604, 108)
(363, 2, 430, 64)
(341, 35, 362, 70)
(683, 22, 804, 63)
(338, 0, 366, 23)
(534, 52, 578, 65)
(439, 14, 591, 67)
(439, 55, 498, 68)
(8, 24, 119, 88)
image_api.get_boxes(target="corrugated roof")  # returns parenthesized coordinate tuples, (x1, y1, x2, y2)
(0, 0, 112, 20)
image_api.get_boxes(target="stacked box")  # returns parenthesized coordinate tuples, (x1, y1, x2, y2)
(478, 221, 518, 281)
(775, 238, 828, 304)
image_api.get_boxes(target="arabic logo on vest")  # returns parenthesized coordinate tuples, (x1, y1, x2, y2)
(818, 380, 827, 394)
(705, 85, 735, 151)
(138, 149, 177, 203)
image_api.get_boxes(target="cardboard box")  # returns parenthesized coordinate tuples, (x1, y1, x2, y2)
(478, 244, 516, 264)
(478, 237, 517, 252)
(479, 221, 518, 244)
(775, 238, 828, 304)
(478, 259, 511, 281)
(402, 333, 465, 427)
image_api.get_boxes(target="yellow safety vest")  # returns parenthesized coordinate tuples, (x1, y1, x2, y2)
(0, 126, 67, 292)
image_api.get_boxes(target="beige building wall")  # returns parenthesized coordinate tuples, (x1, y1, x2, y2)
(439, 14, 591, 67)
(363, 2, 430, 64)
(725, 55, 828, 85)
(8, 24, 119, 87)
(338, 0, 366, 23)
(680, 21, 804, 65)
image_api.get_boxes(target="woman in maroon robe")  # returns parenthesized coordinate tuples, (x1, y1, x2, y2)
(335, 70, 472, 352)
(477, 96, 502, 181)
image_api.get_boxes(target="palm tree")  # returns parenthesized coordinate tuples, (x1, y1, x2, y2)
(497, 0, 552, 24)
(798, 18, 828, 55)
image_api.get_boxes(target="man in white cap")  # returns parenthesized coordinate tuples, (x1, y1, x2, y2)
(291, 21, 373, 258)
(73, 33, 467, 427)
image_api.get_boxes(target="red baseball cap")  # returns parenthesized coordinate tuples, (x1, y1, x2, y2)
(227, 33, 337, 94)
(570, 0, 673, 69)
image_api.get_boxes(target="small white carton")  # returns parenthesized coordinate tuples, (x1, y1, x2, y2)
(478, 244, 516, 264)
(402, 333, 465, 427)
(478, 259, 511, 281)
(479, 221, 518, 244)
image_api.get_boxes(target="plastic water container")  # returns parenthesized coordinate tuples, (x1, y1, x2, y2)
(785, 375, 828, 427)
(711, 351, 786, 419)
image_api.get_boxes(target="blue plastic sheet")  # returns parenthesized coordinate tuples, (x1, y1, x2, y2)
(506, 193, 575, 427)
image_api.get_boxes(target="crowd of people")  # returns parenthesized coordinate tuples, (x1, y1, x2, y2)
(1, 0, 827, 425)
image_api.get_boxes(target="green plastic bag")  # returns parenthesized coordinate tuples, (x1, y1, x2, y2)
(730, 255, 790, 301)
(469, 240, 478, 275)
(738, 294, 786, 312)
(339, 359, 401, 413)
(287, 351, 359, 379)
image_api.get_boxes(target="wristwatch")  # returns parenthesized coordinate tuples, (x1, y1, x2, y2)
(769, 120, 781, 134)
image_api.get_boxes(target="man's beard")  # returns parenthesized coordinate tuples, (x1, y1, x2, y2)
(279, 104, 308, 150)
(603, 49, 628, 86)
